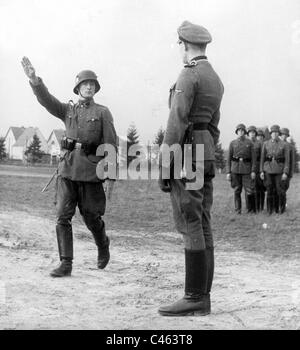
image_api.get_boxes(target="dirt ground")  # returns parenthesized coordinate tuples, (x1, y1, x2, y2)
(0, 209, 298, 330)
(0, 166, 299, 330)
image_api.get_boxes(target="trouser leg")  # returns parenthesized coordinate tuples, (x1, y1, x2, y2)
(243, 174, 256, 213)
(231, 173, 242, 213)
(265, 174, 275, 215)
(78, 181, 110, 269)
(51, 176, 77, 277)
(159, 162, 215, 316)
(276, 175, 287, 214)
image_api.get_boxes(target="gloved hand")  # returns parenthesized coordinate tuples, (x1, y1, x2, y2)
(158, 178, 171, 193)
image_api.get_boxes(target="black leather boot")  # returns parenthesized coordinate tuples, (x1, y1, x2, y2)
(50, 258, 72, 277)
(234, 193, 242, 214)
(260, 191, 265, 211)
(250, 194, 257, 213)
(267, 195, 273, 215)
(274, 193, 279, 213)
(279, 195, 286, 214)
(97, 236, 110, 269)
(158, 249, 209, 316)
(50, 224, 73, 277)
(88, 220, 110, 269)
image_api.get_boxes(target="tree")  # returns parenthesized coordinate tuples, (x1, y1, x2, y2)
(215, 142, 226, 171)
(0, 137, 6, 161)
(25, 134, 45, 164)
(153, 127, 165, 147)
(126, 123, 140, 166)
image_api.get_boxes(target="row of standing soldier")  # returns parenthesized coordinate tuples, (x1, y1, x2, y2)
(227, 124, 296, 215)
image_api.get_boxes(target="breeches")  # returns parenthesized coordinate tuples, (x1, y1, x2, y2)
(55, 176, 106, 232)
(231, 173, 255, 195)
(169, 161, 215, 250)
(264, 173, 287, 197)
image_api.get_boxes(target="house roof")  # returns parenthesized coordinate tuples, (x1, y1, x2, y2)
(5, 126, 26, 140)
(14, 127, 48, 152)
(48, 129, 65, 143)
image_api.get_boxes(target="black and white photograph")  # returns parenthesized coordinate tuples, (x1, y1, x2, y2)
(0, 0, 299, 332)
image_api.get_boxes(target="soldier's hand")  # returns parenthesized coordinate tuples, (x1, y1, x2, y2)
(21, 56, 38, 83)
(282, 173, 288, 181)
(226, 173, 231, 181)
(260, 172, 264, 180)
(251, 172, 256, 180)
(158, 178, 171, 193)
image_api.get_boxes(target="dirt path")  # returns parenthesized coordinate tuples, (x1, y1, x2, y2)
(0, 210, 298, 330)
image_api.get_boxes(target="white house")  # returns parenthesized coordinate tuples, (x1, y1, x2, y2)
(47, 129, 65, 164)
(4, 126, 26, 158)
(11, 127, 48, 160)
(47, 129, 65, 156)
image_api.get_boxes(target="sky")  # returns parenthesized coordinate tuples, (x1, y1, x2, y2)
(0, 0, 300, 147)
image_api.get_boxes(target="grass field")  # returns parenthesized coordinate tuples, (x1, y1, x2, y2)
(0, 167, 299, 259)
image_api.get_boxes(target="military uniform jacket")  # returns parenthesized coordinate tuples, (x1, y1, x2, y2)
(260, 138, 290, 175)
(30, 78, 117, 182)
(283, 141, 295, 178)
(251, 137, 262, 174)
(226, 137, 256, 174)
(163, 57, 224, 161)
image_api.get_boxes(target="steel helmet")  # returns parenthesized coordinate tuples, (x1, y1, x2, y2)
(247, 125, 257, 135)
(280, 128, 290, 137)
(73, 70, 101, 95)
(257, 128, 265, 137)
(235, 123, 247, 134)
(270, 125, 280, 134)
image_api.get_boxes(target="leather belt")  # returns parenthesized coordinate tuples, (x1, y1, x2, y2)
(232, 157, 251, 163)
(266, 156, 285, 163)
(193, 122, 208, 130)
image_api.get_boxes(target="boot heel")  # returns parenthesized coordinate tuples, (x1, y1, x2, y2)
(193, 309, 211, 316)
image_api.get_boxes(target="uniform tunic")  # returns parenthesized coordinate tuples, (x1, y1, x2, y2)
(226, 137, 256, 174)
(260, 138, 290, 175)
(30, 78, 117, 182)
(162, 57, 224, 249)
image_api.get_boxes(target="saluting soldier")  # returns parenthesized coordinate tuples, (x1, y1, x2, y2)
(256, 128, 266, 211)
(158, 21, 224, 316)
(226, 124, 256, 214)
(21, 57, 117, 277)
(260, 125, 290, 214)
(280, 127, 295, 207)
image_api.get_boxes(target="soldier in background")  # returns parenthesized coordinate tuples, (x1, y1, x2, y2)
(260, 125, 290, 214)
(280, 128, 296, 208)
(226, 124, 256, 214)
(21, 57, 117, 277)
(158, 20, 224, 316)
(246, 125, 261, 212)
(256, 128, 266, 211)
